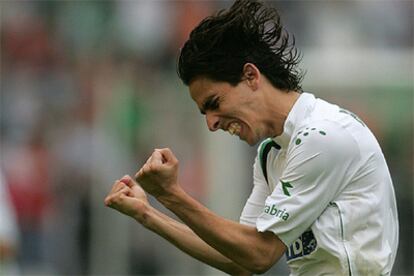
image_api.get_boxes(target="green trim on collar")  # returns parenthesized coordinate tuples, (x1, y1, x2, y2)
(259, 139, 280, 184)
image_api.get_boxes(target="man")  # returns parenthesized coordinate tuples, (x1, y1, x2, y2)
(104, 0, 399, 275)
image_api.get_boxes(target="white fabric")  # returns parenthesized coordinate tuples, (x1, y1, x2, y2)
(240, 93, 399, 276)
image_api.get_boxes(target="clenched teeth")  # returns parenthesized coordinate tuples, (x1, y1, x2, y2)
(228, 122, 241, 136)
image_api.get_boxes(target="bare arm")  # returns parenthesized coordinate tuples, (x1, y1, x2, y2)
(143, 205, 251, 275)
(158, 187, 286, 274)
(104, 176, 251, 275)
(135, 149, 286, 274)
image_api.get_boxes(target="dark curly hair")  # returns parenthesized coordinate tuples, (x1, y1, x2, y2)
(177, 0, 304, 92)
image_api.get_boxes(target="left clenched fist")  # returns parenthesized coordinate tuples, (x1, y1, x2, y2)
(135, 148, 179, 198)
(104, 175, 148, 222)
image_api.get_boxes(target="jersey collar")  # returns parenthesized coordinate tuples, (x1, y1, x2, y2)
(273, 92, 316, 149)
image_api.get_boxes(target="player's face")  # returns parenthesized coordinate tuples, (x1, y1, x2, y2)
(189, 77, 265, 145)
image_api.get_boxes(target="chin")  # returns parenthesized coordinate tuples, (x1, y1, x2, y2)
(247, 141, 256, 146)
(244, 136, 259, 146)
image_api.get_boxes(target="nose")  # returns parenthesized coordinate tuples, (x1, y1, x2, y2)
(205, 113, 220, 132)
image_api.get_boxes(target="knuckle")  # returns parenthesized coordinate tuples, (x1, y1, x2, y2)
(104, 197, 110, 206)
(148, 164, 160, 172)
(106, 198, 115, 207)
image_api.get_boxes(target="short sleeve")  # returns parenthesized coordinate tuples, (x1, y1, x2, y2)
(239, 156, 271, 226)
(256, 122, 360, 246)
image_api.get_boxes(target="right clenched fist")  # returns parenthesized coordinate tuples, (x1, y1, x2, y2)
(134, 148, 179, 199)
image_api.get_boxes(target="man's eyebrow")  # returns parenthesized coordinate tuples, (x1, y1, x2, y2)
(200, 95, 217, 115)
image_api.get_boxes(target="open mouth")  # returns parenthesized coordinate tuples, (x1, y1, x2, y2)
(227, 122, 241, 136)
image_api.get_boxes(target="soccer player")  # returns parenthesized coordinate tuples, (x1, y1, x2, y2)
(104, 0, 399, 274)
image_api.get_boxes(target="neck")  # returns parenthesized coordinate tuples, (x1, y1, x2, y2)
(263, 86, 300, 137)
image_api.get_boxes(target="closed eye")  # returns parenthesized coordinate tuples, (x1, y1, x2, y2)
(200, 95, 220, 115)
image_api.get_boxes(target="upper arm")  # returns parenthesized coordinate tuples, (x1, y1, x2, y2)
(256, 122, 360, 246)
(234, 222, 286, 274)
(256, 229, 287, 270)
(239, 151, 286, 273)
(239, 156, 270, 226)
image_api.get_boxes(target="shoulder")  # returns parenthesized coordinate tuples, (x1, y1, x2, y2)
(288, 120, 360, 169)
(293, 119, 356, 147)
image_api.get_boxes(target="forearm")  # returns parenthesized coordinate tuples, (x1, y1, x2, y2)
(158, 187, 285, 273)
(137, 205, 251, 275)
(131, 147, 284, 273)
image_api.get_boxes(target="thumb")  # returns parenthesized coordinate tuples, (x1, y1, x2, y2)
(151, 150, 163, 166)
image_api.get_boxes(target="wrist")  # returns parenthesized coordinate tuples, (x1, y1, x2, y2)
(156, 184, 185, 209)
(133, 200, 151, 226)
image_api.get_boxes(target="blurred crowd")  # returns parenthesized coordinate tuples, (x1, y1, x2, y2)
(0, 1, 412, 275)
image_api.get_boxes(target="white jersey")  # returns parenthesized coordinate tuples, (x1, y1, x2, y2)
(240, 93, 399, 276)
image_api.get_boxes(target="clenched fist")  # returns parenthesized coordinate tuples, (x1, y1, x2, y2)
(104, 175, 149, 222)
(134, 148, 179, 199)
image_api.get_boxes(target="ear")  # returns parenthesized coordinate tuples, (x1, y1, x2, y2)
(242, 63, 260, 91)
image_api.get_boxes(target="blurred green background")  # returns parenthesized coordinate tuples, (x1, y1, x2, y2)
(0, 1, 412, 275)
